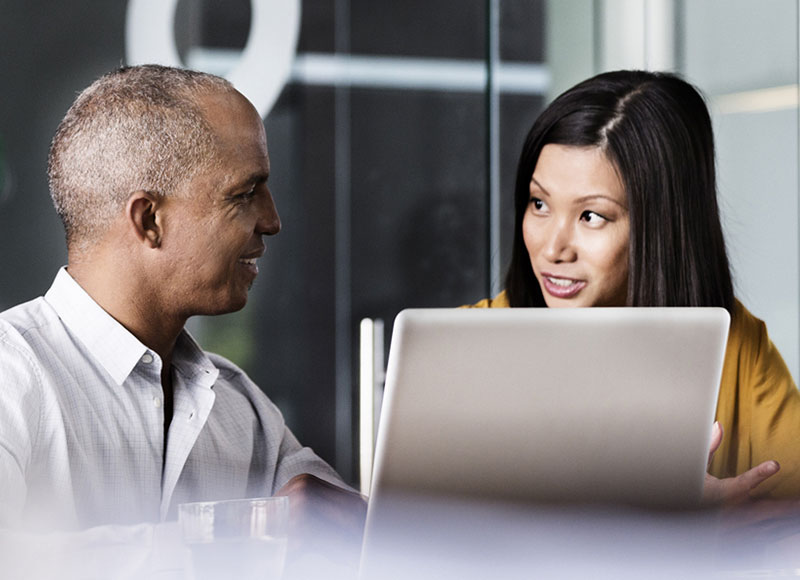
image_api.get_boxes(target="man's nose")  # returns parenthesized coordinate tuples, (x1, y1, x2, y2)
(257, 188, 281, 236)
(543, 219, 577, 263)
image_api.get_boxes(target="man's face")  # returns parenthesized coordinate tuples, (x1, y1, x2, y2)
(158, 91, 280, 318)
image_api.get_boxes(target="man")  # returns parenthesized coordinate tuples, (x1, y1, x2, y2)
(0, 65, 364, 569)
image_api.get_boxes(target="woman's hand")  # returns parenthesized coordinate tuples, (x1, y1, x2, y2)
(703, 421, 780, 504)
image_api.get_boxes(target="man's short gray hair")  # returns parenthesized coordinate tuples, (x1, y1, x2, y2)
(48, 64, 236, 250)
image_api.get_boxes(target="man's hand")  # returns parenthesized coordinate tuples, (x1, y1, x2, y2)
(275, 473, 367, 571)
(703, 421, 780, 505)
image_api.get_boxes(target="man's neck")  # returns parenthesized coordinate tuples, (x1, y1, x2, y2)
(66, 257, 185, 368)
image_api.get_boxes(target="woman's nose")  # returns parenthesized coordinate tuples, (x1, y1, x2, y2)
(542, 219, 577, 263)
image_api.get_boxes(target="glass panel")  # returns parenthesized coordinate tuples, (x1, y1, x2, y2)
(500, 0, 546, 62)
(349, 88, 489, 313)
(0, 2, 127, 311)
(194, 0, 516, 483)
(680, 0, 800, 382)
(351, 0, 486, 59)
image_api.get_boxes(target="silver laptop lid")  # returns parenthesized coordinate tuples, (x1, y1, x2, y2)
(369, 306, 730, 509)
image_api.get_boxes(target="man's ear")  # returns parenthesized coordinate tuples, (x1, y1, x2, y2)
(125, 191, 162, 248)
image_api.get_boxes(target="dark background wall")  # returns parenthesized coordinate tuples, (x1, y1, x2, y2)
(0, 2, 129, 309)
(0, 0, 545, 485)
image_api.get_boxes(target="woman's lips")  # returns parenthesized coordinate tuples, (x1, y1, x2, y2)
(541, 274, 586, 299)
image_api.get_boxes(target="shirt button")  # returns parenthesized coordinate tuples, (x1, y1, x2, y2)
(141, 353, 154, 364)
(154, 397, 162, 408)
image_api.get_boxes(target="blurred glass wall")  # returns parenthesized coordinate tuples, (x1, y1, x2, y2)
(683, 0, 799, 386)
(0, 1, 796, 489)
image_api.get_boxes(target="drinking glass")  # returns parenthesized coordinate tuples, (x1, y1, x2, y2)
(179, 496, 289, 580)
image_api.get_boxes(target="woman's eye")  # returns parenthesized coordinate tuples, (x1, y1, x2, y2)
(530, 197, 548, 212)
(580, 210, 607, 224)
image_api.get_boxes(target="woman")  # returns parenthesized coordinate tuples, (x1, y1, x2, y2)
(472, 70, 800, 501)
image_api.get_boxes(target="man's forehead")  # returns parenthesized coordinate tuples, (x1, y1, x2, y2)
(197, 90, 263, 134)
(201, 91, 267, 147)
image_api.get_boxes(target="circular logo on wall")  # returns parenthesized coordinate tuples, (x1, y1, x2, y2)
(125, 0, 301, 119)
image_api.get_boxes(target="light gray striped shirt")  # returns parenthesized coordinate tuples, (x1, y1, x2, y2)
(0, 267, 344, 531)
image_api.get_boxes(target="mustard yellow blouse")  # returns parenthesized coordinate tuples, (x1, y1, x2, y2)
(467, 291, 800, 499)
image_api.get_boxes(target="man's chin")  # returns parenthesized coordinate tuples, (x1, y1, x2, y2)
(224, 293, 249, 314)
(198, 294, 250, 317)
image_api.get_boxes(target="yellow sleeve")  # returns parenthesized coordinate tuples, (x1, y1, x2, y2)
(711, 300, 800, 498)
(461, 291, 510, 309)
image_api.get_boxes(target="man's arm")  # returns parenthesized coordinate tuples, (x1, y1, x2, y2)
(0, 325, 42, 527)
(261, 397, 367, 570)
(0, 325, 187, 579)
(277, 472, 367, 571)
(0, 521, 185, 580)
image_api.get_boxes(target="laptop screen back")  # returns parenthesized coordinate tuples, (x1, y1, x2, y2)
(368, 306, 730, 509)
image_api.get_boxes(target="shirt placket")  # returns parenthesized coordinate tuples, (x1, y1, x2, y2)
(159, 365, 217, 520)
(129, 349, 168, 518)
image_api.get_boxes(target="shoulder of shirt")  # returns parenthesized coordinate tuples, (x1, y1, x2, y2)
(0, 299, 51, 385)
(727, 297, 769, 350)
(0, 296, 55, 338)
(461, 290, 511, 309)
(729, 298, 765, 338)
(0, 297, 58, 364)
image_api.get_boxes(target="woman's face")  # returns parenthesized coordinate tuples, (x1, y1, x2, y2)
(523, 144, 630, 308)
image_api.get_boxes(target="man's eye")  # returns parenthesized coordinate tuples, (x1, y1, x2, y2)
(236, 189, 256, 202)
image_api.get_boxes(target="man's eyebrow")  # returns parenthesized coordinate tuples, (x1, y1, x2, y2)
(246, 171, 270, 184)
(229, 171, 269, 191)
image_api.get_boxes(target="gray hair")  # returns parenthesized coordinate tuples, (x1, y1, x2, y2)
(48, 64, 236, 250)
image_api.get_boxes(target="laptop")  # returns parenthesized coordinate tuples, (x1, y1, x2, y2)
(366, 306, 730, 509)
(360, 306, 731, 578)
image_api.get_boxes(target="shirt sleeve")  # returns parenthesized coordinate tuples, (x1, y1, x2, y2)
(270, 405, 352, 494)
(744, 317, 800, 498)
(0, 329, 186, 576)
(714, 306, 800, 499)
(209, 353, 354, 495)
(0, 327, 41, 526)
(0, 521, 184, 579)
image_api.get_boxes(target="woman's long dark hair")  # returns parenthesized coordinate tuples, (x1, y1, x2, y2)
(505, 70, 734, 312)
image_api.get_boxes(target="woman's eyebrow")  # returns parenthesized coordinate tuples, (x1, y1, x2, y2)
(529, 176, 550, 196)
(531, 176, 626, 209)
(574, 194, 628, 209)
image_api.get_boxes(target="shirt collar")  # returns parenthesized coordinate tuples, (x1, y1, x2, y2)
(172, 331, 219, 389)
(44, 267, 217, 387)
(44, 267, 149, 385)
